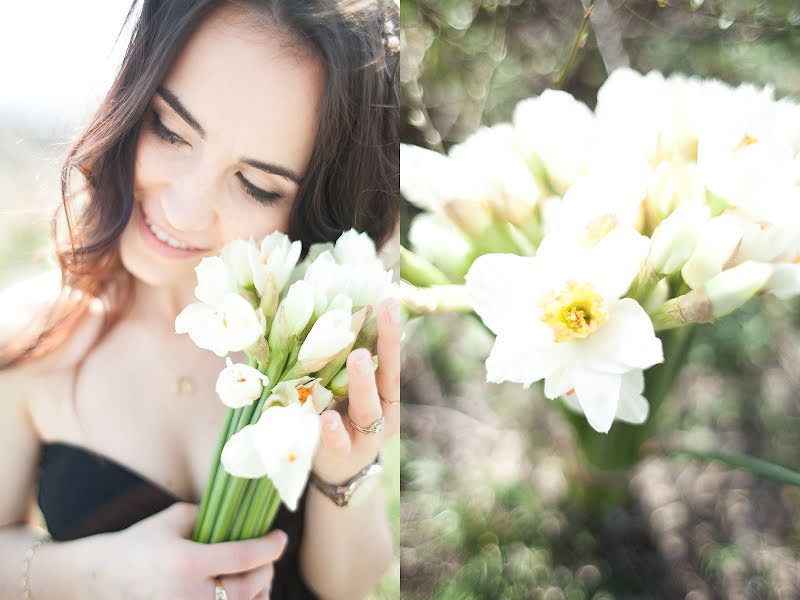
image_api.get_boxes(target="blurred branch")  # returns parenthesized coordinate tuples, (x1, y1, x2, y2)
(556, 0, 596, 88)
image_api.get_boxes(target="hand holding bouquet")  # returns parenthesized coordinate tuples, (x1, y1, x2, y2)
(175, 229, 396, 543)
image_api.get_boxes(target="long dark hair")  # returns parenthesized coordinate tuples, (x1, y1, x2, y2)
(2, 0, 399, 369)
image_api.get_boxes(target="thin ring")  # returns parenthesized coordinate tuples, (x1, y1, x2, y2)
(379, 394, 400, 405)
(350, 415, 385, 434)
(214, 576, 228, 600)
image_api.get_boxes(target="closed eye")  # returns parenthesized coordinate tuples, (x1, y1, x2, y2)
(148, 110, 185, 146)
(236, 172, 282, 206)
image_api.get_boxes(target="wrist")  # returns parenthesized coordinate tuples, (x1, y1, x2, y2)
(311, 453, 380, 485)
(32, 533, 102, 600)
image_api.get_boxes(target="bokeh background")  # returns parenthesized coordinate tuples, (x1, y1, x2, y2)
(399, 1, 800, 598)
(0, 2, 399, 598)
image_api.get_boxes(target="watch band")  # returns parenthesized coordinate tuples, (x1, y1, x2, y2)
(309, 453, 383, 507)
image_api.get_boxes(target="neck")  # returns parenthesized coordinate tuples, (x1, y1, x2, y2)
(130, 276, 197, 329)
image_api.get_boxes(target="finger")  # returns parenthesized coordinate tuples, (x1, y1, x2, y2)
(346, 347, 384, 442)
(376, 297, 400, 435)
(187, 529, 287, 575)
(320, 409, 352, 456)
(213, 562, 274, 600)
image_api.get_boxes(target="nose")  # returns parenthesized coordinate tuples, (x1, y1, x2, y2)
(160, 171, 217, 232)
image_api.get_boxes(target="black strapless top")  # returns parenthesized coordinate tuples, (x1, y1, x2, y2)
(37, 441, 318, 599)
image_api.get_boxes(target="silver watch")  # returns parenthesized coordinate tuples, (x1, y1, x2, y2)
(309, 454, 384, 508)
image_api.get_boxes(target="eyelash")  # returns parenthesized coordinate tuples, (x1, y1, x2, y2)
(146, 110, 283, 206)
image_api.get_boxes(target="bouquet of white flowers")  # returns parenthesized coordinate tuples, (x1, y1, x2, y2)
(401, 67, 800, 473)
(176, 229, 396, 543)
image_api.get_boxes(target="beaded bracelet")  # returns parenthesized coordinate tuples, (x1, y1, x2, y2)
(22, 532, 51, 600)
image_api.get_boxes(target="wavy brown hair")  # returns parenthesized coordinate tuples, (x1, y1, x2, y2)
(1, 0, 399, 370)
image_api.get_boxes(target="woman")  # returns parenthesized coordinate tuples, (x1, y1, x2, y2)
(0, 1, 400, 599)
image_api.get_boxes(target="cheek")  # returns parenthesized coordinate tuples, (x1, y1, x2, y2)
(133, 135, 172, 191)
(218, 200, 294, 247)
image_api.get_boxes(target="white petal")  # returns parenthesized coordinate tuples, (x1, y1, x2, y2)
(465, 253, 540, 334)
(572, 370, 623, 434)
(581, 298, 663, 372)
(614, 369, 650, 424)
(767, 263, 800, 299)
(485, 330, 563, 387)
(253, 402, 321, 511)
(221, 425, 269, 478)
(195, 256, 236, 306)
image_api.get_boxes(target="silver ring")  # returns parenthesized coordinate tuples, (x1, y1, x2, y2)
(214, 576, 228, 600)
(350, 415, 384, 434)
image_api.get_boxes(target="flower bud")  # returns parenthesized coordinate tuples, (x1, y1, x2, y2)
(681, 214, 743, 289)
(215, 357, 270, 408)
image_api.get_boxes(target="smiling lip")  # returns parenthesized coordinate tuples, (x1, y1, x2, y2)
(136, 204, 210, 259)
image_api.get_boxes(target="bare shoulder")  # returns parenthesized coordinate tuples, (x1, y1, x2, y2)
(0, 268, 103, 525)
(0, 268, 104, 378)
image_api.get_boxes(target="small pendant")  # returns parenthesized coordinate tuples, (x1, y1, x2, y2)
(172, 376, 196, 396)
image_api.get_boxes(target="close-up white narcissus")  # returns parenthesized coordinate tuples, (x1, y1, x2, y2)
(465, 227, 664, 433)
(220, 400, 322, 511)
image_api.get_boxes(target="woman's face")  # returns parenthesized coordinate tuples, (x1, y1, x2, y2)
(119, 6, 325, 289)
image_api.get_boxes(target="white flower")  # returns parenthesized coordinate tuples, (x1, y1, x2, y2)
(267, 377, 333, 414)
(705, 261, 773, 317)
(250, 232, 302, 298)
(221, 238, 258, 289)
(215, 357, 270, 408)
(465, 227, 663, 433)
(220, 401, 321, 511)
(561, 369, 649, 426)
(296, 301, 356, 373)
(194, 256, 237, 306)
(681, 214, 743, 289)
(408, 213, 473, 279)
(175, 293, 266, 357)
(300, 231, 396, 316)
(512, 89, 596, 194)
(647, 202, 710, 276)
(269, 280, 315, 345)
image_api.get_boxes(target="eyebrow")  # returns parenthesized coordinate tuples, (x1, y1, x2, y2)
(156, 86, 206, 139)
(155, 86, 302, 185)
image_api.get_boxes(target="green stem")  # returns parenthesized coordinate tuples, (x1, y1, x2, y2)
(256, 486, 282, 537)
(400, 246, 450, 287)
(239, 477, 278, 539)
(229, 479, 258, 540)
(209, 477, 248, 543)
(194, 406, 241, 542)
(660, 445, 800, 487)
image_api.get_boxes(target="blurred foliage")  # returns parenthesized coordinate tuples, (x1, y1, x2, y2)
(400, 1, 800, 597)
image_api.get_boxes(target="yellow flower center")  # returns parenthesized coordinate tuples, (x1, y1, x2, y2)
(735, 133, 758, 151)
(287, 451, 298, 463)
(580, 214, 618, 247)
(540, 281, 609, 342)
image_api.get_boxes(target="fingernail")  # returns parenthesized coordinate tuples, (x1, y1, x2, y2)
(355, 349, 372, 374)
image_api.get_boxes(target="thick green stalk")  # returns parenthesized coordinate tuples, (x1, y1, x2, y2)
(192, 406, 235, 541)
(210, 476, 248, 542)
(239, 477, 278, 539)
(255, 486, 282, 537)
(229, 479, 258, 540)
(194, 406, 243, 542)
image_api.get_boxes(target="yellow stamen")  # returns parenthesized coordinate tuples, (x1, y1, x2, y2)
(541, 281, 609, 342)
(297, 386, 313, 405)
(287, 451, 298, 462)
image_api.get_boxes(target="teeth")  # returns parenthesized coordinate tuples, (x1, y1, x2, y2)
(144, 218, 197, 250)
